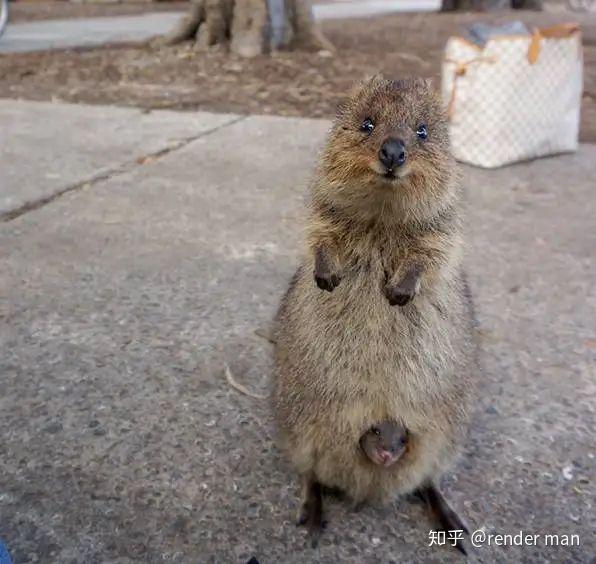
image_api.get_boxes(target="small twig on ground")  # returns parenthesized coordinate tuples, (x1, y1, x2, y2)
(224, 365, 267, 399)
(254, 326, 276, 344)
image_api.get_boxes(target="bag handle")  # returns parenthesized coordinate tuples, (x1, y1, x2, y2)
(528, 23, 581, 65)
(528, 30, 542, 65)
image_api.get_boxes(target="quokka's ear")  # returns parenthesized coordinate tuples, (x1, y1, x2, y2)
(364, 73, 387, 87)
(389, 76, 434, 91)
(334, 75, 383, 120)
(348, 74, 386, 98)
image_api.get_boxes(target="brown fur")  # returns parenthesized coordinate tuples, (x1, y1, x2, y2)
(271, 76, 476, 506)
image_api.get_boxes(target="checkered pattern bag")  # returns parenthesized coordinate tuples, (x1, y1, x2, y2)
(442, 24, 583, 168)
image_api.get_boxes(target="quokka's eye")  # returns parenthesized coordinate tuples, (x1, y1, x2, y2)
(360, 118, 375, 134)
(416, 124, 428, 140)
(372, 427, 381, 436)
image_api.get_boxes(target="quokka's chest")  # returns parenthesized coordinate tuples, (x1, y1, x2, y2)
(340, 245, 405, 282)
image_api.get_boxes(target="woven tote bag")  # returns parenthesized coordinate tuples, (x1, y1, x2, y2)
(442, 24, 583, 168)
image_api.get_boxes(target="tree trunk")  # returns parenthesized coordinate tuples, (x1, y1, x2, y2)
(441, 0, 542, 9)
(158, 0, 333, 56)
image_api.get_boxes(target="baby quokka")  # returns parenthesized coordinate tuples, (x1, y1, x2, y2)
(271, 76, 476, 553)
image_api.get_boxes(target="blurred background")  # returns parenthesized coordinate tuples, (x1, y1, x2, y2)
(1, 0, 595, 140)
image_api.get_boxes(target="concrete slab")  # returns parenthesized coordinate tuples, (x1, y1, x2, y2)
(0, 12, 185, 53)
(0, 104, 594, 563)
(0, 99, 238, 216)
(313, 0, 440, 20)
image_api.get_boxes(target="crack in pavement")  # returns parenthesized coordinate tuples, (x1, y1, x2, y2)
(0, 114, 247, 223)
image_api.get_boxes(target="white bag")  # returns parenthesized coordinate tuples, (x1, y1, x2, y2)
(442, 24, 583, 168)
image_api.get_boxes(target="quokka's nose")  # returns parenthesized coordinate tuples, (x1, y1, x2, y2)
(379, 138, 407, 170)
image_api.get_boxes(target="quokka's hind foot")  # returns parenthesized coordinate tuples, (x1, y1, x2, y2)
(416, 481, 470, 555)
(296, 475, 325, 547)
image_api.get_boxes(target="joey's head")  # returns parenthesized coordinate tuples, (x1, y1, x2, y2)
(359, 420, 408, 468)
(319, 76, 455, 220)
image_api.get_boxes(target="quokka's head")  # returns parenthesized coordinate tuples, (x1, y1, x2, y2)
(319, 76, 455, 218)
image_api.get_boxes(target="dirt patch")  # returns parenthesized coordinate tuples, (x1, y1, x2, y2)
(2, 9, 596, 141)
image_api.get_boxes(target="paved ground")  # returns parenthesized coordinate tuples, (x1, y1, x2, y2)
(0, 13, 184, 54)
(0, 0, 440, 54)
(313, 0, 439, 20)
(0, 99, 594, 563)
(0, 100, 238, 216)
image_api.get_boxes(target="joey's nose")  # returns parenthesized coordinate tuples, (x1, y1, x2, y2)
(379, 138, 406, 170)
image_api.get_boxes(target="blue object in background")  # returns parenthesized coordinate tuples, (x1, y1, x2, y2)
(0, 540, 12, 564)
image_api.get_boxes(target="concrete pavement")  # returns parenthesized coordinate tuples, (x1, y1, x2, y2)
(0, 12, 184, 54)
(0, 1, 441, 54)
(0, 99, 595, 563)
(0, 99, 239, 216)
(313, 0, 440, 20)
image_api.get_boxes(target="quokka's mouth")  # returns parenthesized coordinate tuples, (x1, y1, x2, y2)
(369, 162, 410, 183)
(375, 448, 396, 467)
(378, 164, 411, 183)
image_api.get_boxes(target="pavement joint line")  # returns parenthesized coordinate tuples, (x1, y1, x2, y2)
(0, 113, 247, 223)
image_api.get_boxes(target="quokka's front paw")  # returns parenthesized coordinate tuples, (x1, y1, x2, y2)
(385, 265, 423, 306)
(314, 245, 342, 292)
(314, 270, 341, 292)
(384, 281, 418, 306)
